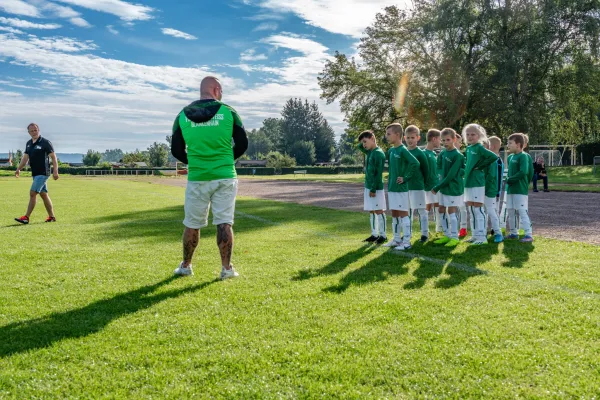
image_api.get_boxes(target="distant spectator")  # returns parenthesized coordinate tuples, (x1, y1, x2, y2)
(533, 157, 549, 192)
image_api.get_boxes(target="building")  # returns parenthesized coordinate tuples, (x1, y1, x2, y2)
(0, 151, 13, 167)
(235, 160, 267, 167)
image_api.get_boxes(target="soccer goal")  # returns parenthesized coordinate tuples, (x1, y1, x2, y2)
(499, 145, 576, 166)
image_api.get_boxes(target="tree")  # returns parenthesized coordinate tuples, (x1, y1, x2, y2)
(247, 129, 272, 159)
(165, 135, 177, 163)
(82, 149, 101, 166)
(12, 150, 23, 167)
(289, 141, 316, 166)
(122, 150, 148, 164)
(101, 149, 123, 163)
(147, 142, 169, 167)
(261, 118, 283, 152)
(265, 151, 296, 169)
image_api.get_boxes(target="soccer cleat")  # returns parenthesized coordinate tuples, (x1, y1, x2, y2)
(363, 235, 379, 243)
(375, 236, 387, 245)
(174, 262, 193, 276)
(505, 234, 519, 240)
(445, 238, 460, 247)
(220, 265, 239, 280)
(520, 235, 534, 243)
(383, 239, 401, 247)
(471, 239, 488, 245)
(420, 235, 428, 243)
(494, 234, 504, 243)
(434, 236, 450, 244)
(459, 228, 467, 238)
(394, 244, 411, 251)
(14, 216, 29, 224)
(465, 237, 476, 243)
(45, 216, 56, 222)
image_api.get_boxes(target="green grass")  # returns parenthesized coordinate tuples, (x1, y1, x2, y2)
(0, 177, 598, 398)
(546, 166, 600, 184)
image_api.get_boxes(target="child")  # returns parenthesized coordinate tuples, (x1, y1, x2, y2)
(358, 130, 387, 244)
(505, 133, 533, 242)
(431, 128, 465, 247)
(462, 124, 499, 245)
(502, 134, 533, 233)
(424, 129, 443, 234)
(484, 136, 504, 243)
(455, 134, 469, 238)
(383, 123, 420, 250)
(404, 125, 431, 242)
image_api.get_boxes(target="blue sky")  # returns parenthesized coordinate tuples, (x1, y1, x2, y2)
(0, 0, 401, 153)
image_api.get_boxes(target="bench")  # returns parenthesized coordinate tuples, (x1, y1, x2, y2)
(294, 170, 307, 176)
(594, 156, 600, 175)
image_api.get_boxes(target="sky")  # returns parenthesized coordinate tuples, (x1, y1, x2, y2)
(0, 0, 403, 153)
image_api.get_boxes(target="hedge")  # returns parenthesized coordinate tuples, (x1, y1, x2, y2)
(577, 141, 600, 165)
(235, 167, 276, 175)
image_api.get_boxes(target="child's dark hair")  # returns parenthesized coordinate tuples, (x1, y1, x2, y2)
(385, 123, 404, 136)
(358, 130, 375, 141)
(440, 128, 457, 138)
(426, 129, 441, 141)
(508, 133, 526, 147)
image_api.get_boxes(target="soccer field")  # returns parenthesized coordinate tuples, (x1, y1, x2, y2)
(0, 177, 598, 398)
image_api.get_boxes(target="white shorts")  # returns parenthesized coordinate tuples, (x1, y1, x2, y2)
(183, 179, 238, 229)
(484, 196, 498, 213)
(506, 194, 528, 210)
(409, 190, 427, 209)
(465, 186, 485, 203)
(425, 191, 439, 205)
(364, 189, 386, 211)
(387, 191, 410, 211)
(439, 194, 464, 207)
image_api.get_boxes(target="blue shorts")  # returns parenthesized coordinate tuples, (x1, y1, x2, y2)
(31, 175, 49, 193)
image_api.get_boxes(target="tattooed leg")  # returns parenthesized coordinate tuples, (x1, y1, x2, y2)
(182, 227, 199, 267)
(217, 224, 234, 269)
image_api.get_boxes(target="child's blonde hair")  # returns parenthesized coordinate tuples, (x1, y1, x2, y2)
(461, 123, 487, 144)
(488, 136, 501, 147)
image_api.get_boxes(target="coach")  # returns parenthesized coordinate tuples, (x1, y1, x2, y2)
(14, 123, 59, 224)
(171, 76, 248, 280)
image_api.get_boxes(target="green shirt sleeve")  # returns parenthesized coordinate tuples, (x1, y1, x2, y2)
(433, 153, 462, 192)
(372, 151, 386, 192)
(357, 143, 367, 154)
(417, 152, 430, 188)
(507, 154, 528, 184)
(401, 146, 419, 181)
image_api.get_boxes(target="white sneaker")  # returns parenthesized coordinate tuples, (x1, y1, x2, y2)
(383, 239, 401, 247)
(220, 265, 239, 280)
(394, 244, 409, 251)
(174, 262, 193, 276)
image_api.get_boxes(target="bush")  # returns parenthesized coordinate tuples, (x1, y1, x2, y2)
(265, 151, 296, 169)
(340, 155, 358, 165)
(289, 141, 316, 166)
(235, 167, 276, 175)
(577, 141, 600, 165)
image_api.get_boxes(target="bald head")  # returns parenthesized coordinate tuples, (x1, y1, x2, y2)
(200, 76, 222, 100)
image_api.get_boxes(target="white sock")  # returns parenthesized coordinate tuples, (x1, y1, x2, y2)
(518, 209, 532, 236)
(379, 213, 387, 238)
(441, 212, 450, 237)
(487, 204, 501, 234)
(469, 206, 475, 233)
(417, 208, 428, 237)
(500, 202, 507, 229)
(402, 216, 412, 245)
(473, 206, 486, 240)
(460, 206, 468, 229)
(370, 213, 378, 236)
(507, 209, 518, 235)
(435, 208, 443, 232)
(450, 213, 459, 239)
(393, 217, 401, 242)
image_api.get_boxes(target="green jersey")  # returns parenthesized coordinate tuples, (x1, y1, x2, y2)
(506, 152, 530, 195)
(423, 148, 439, 191)
(407, 147, 429, 191)
(432, 148, 464, 196)
(358, 144, 386, 192)
(464, 143, 499, 188)
(485, 156, 502, 198)
(525, 152, 534, 183)
(387, 145, 419, 193)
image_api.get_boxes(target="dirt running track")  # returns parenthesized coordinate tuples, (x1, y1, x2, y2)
(153, 178, 600, 245)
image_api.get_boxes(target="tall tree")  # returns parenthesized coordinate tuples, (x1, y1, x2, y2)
(261, 118, 283, 152)
(123, 150, 148, 164)
(101, 149, 124, 163)
(247, 129, 272, 159)
(82, 149, 101, 166)
(289, 141, 316, 166)
(147, 142, 169, 167)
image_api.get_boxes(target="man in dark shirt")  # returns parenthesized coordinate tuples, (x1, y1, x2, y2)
(14, 123, 59, 224)
(532, 157, 549, 192)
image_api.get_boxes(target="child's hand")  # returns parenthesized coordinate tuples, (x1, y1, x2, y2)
(396, 177, 404, 184)
(431, 190, 437, 195)
(369, 191, 376, 198)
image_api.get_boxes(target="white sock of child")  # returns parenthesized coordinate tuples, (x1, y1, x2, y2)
(507, 209, 518, 235)
(518, 209, 532, 237)
(435, 208, 443, 232)
(487, 203, 501, 234)
(460, 206, 468, 229)
(417, 209, 428, 237)
(392, 217, 401, 243)
(441, 212, 449, 237)
(370, 213, 378, 236)
(450, 212, 459, 239)
(378, 213, 387, 238)
(401, 216, 412, 246)
(473, 206, 486, 240)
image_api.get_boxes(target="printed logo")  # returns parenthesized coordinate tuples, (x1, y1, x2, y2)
(35, 145, 42, 150)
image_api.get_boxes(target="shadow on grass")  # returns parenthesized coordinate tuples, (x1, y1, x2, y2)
(291, 244, 376, 281)
(323, 250, 411, 293)
(501, 239, 535, 268)
(0, 276, 217, 358)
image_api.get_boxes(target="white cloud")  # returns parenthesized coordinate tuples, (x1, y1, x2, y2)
(27, 36, 98, 52)
(0, 0, 40, 17)
(69, 17, 90, 27)
(106, 25, 119, 35)
(245, 12, 285, 21)
(52, 0, 154, 21)
(253, 22, 278, 31)
(0, 17, 61, 29)
(34, 0, 92, 27)
(254, 0, 408, 37)
(0, 26, 25, 34)
(161, 28, 197, 41)
(240, 48, 268, 62)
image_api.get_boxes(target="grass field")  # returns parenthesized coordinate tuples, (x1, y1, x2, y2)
(0, 177, 598, 398)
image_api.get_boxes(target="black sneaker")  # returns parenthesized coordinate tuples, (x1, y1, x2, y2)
(420, 235, 428, 243)
(544, 189, 550, 192)
(363, 235, 379, 243)
(375, 236, 386, 245)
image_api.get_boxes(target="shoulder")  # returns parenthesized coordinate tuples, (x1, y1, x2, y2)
(222, 102, 243, 125)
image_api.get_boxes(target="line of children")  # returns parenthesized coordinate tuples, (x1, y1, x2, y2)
(358, 124, 534, 247)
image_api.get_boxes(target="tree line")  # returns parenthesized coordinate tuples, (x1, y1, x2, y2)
(319, 0, 600, 157)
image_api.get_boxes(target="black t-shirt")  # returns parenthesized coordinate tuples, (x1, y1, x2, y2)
(25, 136, 54, 177)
